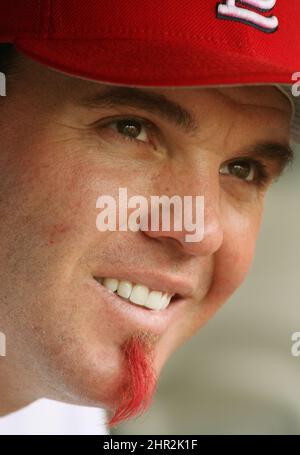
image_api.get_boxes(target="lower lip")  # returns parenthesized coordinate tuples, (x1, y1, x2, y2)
(88, 278, 189, 336)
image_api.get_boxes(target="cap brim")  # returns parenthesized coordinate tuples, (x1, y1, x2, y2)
(15, 37, 294, 87)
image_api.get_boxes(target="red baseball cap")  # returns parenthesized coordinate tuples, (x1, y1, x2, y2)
(1, 0, 300, 142)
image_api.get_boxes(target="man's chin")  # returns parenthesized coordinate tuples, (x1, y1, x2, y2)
(47, 330, 160, 429)
(106, 331, 159, 429)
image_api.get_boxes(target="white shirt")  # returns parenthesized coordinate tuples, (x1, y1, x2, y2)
(0, 399, 109, 435)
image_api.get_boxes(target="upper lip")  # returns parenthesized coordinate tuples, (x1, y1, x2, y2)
(93, 268, 195, 300)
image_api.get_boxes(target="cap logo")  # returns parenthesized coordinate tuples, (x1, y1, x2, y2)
(216, 0, 278, 33)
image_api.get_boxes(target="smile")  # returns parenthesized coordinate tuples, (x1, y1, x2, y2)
(94, 277, 174, 311)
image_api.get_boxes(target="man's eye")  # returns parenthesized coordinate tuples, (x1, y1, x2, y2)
(220, 160, 255, 181)
(219, 159, 268, 184)
(104, 117, 153, 145)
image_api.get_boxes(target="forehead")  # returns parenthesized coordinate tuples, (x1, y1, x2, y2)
(215, 85, 292, 114)
(139, 84, 292, 116)
(19, 54, 292, 112)
(17, 55, 293, 125)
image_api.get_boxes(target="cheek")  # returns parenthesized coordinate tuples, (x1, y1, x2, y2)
(154, 206, 264, 366)
(205, 206, 263, 314)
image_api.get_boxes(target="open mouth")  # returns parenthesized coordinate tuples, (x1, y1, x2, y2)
(93, 276, 181, 312)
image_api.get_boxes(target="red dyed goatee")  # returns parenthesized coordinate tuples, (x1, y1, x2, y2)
(107, 332, 158, 428)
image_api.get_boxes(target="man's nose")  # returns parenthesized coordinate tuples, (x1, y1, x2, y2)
(142, 167, 224, 257)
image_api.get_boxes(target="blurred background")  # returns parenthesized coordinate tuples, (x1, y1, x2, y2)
(112, 144, 300, 435)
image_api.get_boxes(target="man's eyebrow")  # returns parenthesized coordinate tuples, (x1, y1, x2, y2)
(242, 141, 294, 176)
(79, 86, 198, 134)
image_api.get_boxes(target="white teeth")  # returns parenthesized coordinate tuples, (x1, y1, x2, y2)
(117, 280, 132, 299)
(103, 278, 118, 292)
(145, 291, 163, 310)
(130, 284, 149, 306)
(161, 293, 172, 310)
(100, 277, 174, 311)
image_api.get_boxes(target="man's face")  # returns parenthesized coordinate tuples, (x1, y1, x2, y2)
(0, 54, 292, 424)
